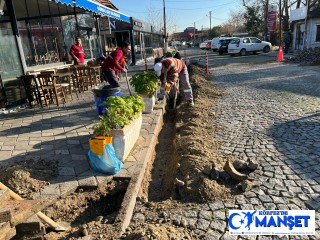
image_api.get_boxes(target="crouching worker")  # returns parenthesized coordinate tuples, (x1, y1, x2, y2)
(101, 41, 131, 88)
(153, 57, 194, 106)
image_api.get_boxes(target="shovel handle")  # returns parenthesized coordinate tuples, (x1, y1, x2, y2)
(0, 182, 66, 231)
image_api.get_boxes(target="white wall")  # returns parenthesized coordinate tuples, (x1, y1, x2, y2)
(307, 19, 320, 48)
(292, 18, 320, 49)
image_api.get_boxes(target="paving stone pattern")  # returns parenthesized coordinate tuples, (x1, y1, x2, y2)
(131, 62, 320, 239)
(0, 76, 161, 201)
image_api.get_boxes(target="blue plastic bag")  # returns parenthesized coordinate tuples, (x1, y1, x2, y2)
(88, 144, 124, 175)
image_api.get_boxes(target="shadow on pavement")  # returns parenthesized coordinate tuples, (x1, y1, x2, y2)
(267, 112, 320, 192)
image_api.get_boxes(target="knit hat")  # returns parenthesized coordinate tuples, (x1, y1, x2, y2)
(154, 62, 162, 77)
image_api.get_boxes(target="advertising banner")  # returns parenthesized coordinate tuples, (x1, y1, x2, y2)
(267, 10, 277, 33)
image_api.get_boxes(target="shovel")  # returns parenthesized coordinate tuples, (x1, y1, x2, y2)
(125, 71, 132, 96)
(0, 182, 68, 232)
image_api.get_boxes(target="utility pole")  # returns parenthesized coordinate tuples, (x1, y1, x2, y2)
(209, 11, 212, 30)
(264, 0, 269, 41)
(206, 11, 212, 31)
(303, 0, 310, 49)
(193, 22, 196, 45)
(163, 0, 167, 52)
(279, 0, 281, 47)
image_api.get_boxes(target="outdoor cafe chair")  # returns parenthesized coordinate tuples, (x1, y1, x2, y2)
(89, 65, 102, 86)
(73, 65, 92, 92)
(35, 73, 66, 107)
(55, 67, 78, 100)
(19, 75, 41, 108)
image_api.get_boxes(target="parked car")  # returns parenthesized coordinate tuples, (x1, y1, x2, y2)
(228, 37, 272, 56)
(211, 37, 226, 51)
(218, 38, 234, 55)
(199, 40, 211, 50)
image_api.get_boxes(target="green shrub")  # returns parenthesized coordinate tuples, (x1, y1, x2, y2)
(93, 95, 144, 136)
(130, 71, 159, 98)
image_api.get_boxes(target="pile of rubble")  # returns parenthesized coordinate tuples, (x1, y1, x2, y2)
(286, 48, 320, 65)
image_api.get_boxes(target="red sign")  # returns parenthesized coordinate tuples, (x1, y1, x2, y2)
(267, 11, 277, 33)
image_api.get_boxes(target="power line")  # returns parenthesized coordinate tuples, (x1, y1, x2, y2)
(166, 2, 235, 11)
(152, 0, 220, 2)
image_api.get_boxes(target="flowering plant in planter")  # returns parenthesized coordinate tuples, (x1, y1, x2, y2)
(93, 95, 144, 136)
(130, 71, 159, 98)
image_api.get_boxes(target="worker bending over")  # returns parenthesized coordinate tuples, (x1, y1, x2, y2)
(154, 57, 194, 106)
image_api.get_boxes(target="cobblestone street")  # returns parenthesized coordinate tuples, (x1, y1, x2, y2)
(130, 60, 320, 239)
(213, 62, 320, 214)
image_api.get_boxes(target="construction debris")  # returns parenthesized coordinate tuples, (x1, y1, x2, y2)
(223, 161, 248, 182)
(286, 48, 320, 65)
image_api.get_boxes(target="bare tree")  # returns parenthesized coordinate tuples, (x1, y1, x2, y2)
(220, 10, 246, 35)
(145, 6, 176, 35)
(145, 6, 162, 33)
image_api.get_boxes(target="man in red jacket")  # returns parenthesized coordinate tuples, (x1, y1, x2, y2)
(101, 41, 131, 88)
(69, 37, 85, 65)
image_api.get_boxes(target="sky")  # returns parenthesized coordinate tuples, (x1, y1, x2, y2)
(111, 0, 245, 34)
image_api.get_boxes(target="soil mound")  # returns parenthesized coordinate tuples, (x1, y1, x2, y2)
(175, 64, 238, 202)
(0, 159, 58, 197)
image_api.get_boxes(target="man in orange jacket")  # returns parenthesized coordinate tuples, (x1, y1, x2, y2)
(154, 57, 194, 106)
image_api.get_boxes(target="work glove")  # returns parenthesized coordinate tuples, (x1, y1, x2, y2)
(164, 82, 172, 93)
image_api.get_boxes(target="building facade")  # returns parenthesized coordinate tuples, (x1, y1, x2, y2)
(0, 0, 130, 108)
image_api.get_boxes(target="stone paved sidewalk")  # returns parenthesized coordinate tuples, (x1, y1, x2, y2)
(0, 70, 164, 203)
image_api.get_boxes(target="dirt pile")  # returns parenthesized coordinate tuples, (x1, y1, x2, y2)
(0, 159, 58, 197)
(174, 64, 241, 202)
(286, 48, 320, 65)
(43, 179, 129, 240)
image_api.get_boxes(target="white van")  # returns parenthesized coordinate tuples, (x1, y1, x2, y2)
(211, 37, 226, 52)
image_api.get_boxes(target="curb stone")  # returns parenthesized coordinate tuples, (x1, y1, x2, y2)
(114, 107, 165, 236)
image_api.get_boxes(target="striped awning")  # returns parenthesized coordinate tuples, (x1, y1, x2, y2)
(53, 0, 74, 5)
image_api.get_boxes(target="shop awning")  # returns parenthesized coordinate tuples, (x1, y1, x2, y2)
(75, 0, 130, 23)
(53, 0, 74, 5)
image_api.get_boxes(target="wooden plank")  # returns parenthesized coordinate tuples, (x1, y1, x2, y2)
(0, 208, 12, 223)
(0, 189, 10, 207)
(0, 222, 14, 240)
(2, 200, 47, 227)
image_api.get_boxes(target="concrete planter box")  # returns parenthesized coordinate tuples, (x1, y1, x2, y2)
(111, 113, 142, 161)
(141, 95, 155, 114)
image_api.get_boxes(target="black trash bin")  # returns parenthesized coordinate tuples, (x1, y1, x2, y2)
(92, 85, 121, 115)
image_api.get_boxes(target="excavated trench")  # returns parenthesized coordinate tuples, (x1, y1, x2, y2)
(140, 111, 179, 202)
(41, 179, 129, 239)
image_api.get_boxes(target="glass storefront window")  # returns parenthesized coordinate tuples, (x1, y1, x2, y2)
(145, 33, 153, 58)
(0, 22, 23, 81)
(15, 1, 101, 67)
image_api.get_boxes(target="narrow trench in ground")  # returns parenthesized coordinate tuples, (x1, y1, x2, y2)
(43, 179, 129, 233)
(143, 111, 178, 202)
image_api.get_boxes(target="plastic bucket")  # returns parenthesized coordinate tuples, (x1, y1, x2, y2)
(93, 86, 121, 115)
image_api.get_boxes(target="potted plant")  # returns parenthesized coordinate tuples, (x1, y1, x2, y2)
(92, 94, 144, 161)
(130, 71, 159, 113)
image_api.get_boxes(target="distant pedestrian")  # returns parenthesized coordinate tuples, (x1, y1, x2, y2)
(101, 41, 131, 88)
(283, 30, 292, 54)
(69, 37, 85, 65)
